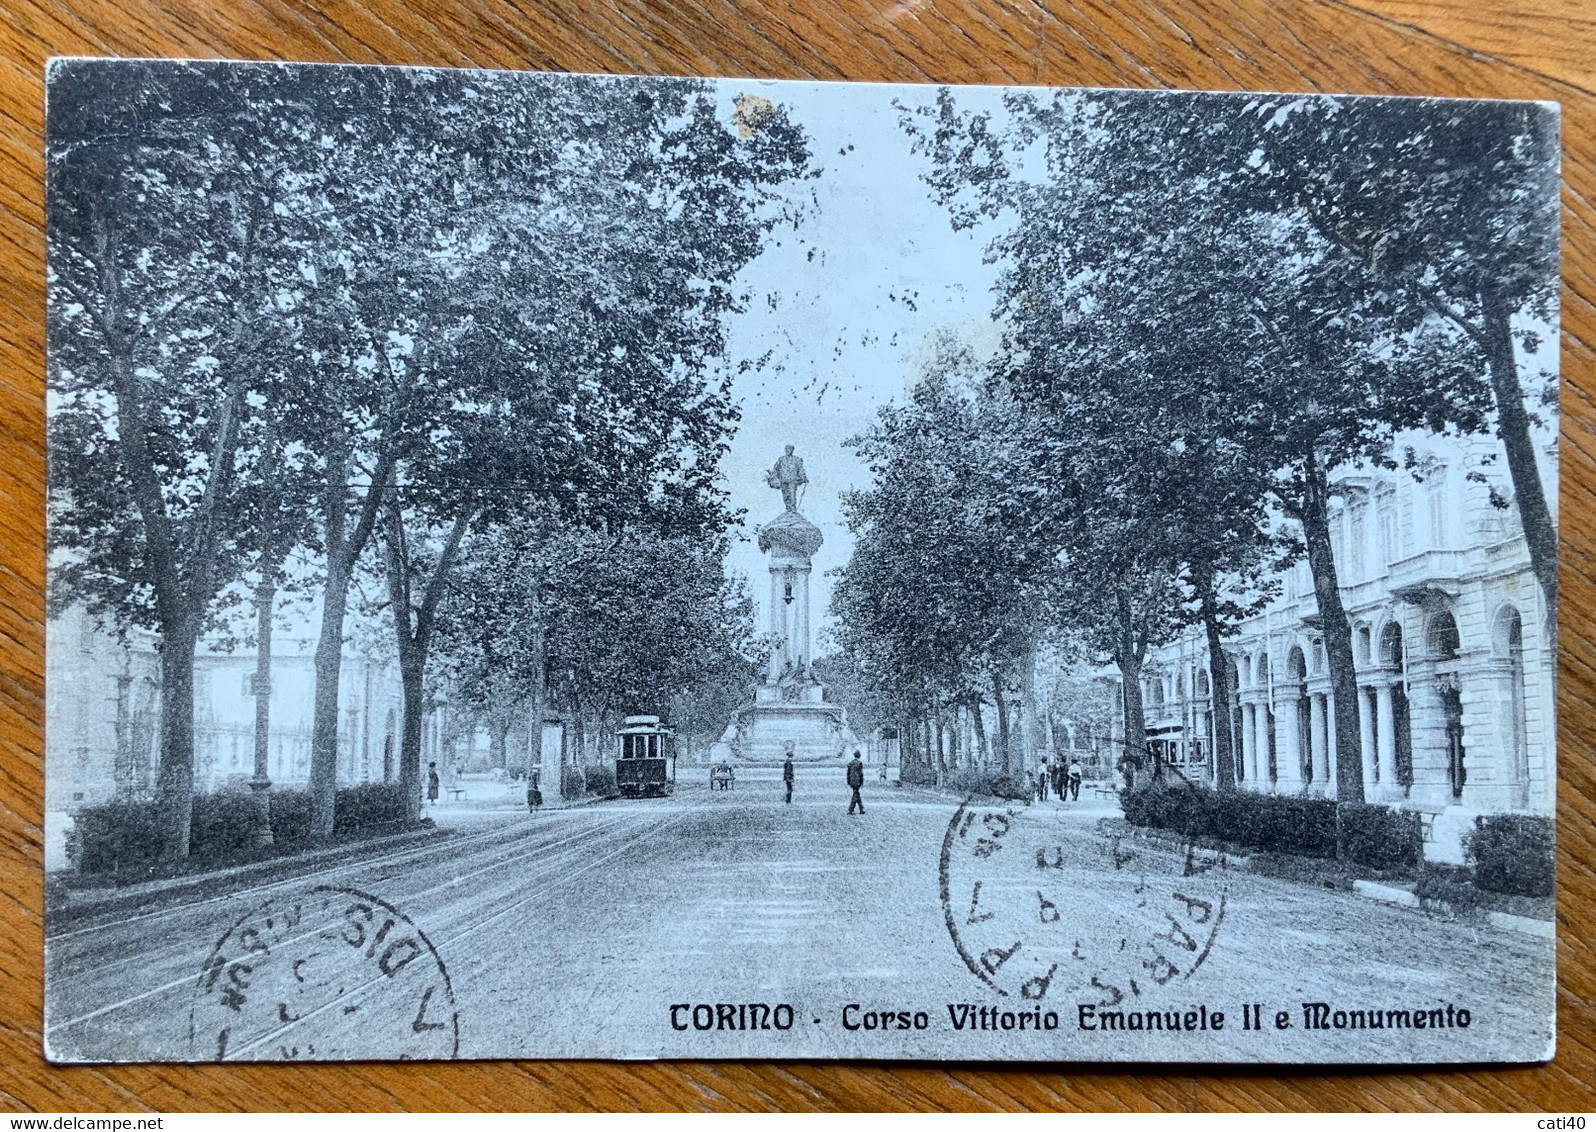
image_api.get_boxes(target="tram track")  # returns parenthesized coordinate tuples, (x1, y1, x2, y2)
(45, 806, 626, 945)
(223, 800, 703, 1059)
(44, 799, 688, 1043)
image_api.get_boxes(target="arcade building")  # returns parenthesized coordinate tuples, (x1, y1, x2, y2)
(1130, 429, 1556, 864)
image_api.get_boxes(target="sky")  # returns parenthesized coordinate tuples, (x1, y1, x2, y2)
(706, 78, 1012, 651)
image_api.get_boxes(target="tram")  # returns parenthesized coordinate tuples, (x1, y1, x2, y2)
(615, 715, 677, 798)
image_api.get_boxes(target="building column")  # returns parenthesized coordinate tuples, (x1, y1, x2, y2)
(1358, 686, 1378, 797)
(793, 563, 811, 669)
(1308, 693, 1328, 791)
(1254, 702, 1274, 792)
(1375, 682, 1399, 800)
(1238, 703, 1255, 789)
(768, 567, 786, 682)
(1275, 692, 1303, 792)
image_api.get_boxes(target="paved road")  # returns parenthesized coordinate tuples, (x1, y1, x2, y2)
(44, 775, 1554, 1063)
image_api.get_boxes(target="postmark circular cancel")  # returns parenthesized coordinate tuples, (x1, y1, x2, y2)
(940, 787, 1229, 1011)
(190, 885, 459, 1061)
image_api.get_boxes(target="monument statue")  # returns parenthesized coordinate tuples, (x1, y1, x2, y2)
(708, 441, 857, 765)
(765, 444, 808, 512)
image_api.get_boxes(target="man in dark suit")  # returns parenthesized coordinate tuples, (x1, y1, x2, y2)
(782, 743, 795, 804)
(846, 750, 865, 815)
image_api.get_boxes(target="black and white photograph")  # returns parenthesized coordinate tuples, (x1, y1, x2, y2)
(42, 59, 1559, 1064)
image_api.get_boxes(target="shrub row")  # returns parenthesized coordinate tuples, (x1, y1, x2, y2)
(584, 764, 619, 798)
(67, 781, 414, 877)
(1338, 802, 1422, 870)
(1467, 813, 1555, 897)
(945, 768, 1032, 802)
(1119, 784, 1421, 868)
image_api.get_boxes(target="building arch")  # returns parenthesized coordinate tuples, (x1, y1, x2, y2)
(1378, 620, 1404, 668)
(1286, 645, 1311, 782)
(1354, 622, 1374, 666)
(1426, 609, 1466, 798)
(1376, 620, 1413, 791)
(1427, 610, 1462, 662)
(1492, 603, 1531, 807)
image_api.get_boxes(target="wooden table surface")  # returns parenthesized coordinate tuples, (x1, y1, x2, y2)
(3, 0, 1594, 1113)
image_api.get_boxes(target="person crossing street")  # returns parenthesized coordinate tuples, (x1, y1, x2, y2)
(783, 745, 795, 804)
(846, 750, 866, 814)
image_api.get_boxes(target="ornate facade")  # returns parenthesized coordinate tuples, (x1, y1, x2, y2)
(1136, 429, 1556, 863)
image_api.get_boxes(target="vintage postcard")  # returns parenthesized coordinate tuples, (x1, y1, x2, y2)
(43, 59, 1559, 1063)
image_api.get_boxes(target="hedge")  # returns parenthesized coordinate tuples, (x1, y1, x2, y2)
(945, 769, 1032, 802)
(584, 764, 619, 798)
(67, 781, 415, 876)
(1337, 802, 1421, 870)
(1467, 813, 1555, 897)
(1120, 784, 1421, 867)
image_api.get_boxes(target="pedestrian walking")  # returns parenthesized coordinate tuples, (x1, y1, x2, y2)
(1037, 760, 1050, 801)
(527, 768, 543, 813)
(427, 761, 441, 808)
(846, 750, 865, 814)
(1068, 758, 1083, 801)
(783, 745, 795, 804)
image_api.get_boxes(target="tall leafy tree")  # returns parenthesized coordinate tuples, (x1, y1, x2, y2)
(903, 87, 1498, 804)
(1238, 95, 1561, 621)
(833, 336, 1053, 778)
(372, 72, 811, 821)
(47, 62, 335, 856)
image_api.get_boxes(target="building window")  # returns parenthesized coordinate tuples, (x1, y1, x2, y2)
(1347, 499, 1368, 583)
(1426, 465, 1450, 550)
(1376, 485, 1397, 569)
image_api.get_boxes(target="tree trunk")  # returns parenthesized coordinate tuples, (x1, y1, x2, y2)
(1116, 651, 1148, 789)
(488, 712, 512, 769)
(526, 642, 547, 793)
(1297, 450, 1365, 805)
(309, 432, 394, 840)
(310, 552, 353, 840)
(154, 620, 199, 859)
(1196, 572, 1237, 794)
(1480, 287, 1558, 629)
(968, 694, 990, 767)
(990, 666, 1012, 777)
(1021, 642, 1042, 772)
(398, 657, 426, 821)
(383, 505, 472, 824)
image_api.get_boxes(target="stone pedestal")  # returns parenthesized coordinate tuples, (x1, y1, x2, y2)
(714, 506, 858, 765)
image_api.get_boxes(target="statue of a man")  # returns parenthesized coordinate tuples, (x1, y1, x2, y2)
(766, 444, 808, 512)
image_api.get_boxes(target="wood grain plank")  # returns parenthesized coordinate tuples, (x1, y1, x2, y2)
(0, 0, 1592, 1112)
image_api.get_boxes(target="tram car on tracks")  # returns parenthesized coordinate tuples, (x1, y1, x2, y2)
(615, 715, 677, 798)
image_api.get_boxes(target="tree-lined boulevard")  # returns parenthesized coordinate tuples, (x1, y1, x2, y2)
(48, 63, 1558, 864)
(44, 776, 1552, 1062)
